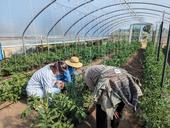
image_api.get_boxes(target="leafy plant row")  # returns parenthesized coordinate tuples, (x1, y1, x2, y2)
(0, 40, 129, 77)
(104, 41, 140, 66)
(0, 41, 139, 104)
(22, 78, 92, 128)
(139, 43, 170, 128)
(21, 41, 140, 128)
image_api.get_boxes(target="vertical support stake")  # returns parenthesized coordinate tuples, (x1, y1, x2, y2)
(157, 11, 165, 61)
(160, 24, 170, 88)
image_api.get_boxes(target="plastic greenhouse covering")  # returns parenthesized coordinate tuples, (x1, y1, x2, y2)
(1, 1, 170, 128)
(0, 0, 170, 47)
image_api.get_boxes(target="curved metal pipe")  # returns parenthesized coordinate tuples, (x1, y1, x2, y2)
(76, 14, 168, 39)
(93, 13, 169, 37)
(21, 0, 56, 54)
(102, 20, 138, 37)
(103, 24, 131, 37)
(100, 15, 158, 37)
(99, 18, 143, 37)
(84, 8, 170, 37)
(64, 2, 170, 37)
(73, 2, 170, 38)
(101, 19, 149, 37)
(92, 13, 162, 37)
(47, 0, 93, 37)
(100, 25, 125, 38)
(22, 0, 56, 38)
(87, 21, 132, 38)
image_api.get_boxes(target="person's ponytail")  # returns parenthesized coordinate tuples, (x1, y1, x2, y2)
(54, 61, 68, 74)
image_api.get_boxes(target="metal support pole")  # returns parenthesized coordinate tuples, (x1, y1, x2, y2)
(152, 25, 156, 43)
(64, 41, 66, 58)
(111, 33, 113, 43)
(47, 36, 49, 54)
(139, 25, 143, 41)
(129, 25, 133, 43)
(76, 39, 78, 55)
(157, 11, 165, 61)
(160, 24, 170, 88)
(155, 23, 160, 55)
(154, 23, 158, 44)
(22, 38, 26, 55)
(119, 30, 120, 41)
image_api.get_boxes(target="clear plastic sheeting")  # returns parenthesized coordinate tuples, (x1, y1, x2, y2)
(0, 0, 170, 46)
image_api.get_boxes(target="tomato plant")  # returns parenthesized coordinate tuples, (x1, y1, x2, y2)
(139, 43, 170, 128)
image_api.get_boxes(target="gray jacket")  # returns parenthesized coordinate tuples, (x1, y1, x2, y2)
(84, 65, 143, 119)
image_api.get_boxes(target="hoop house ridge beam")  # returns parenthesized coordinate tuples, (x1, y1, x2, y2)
(84, 8, 170, 37)
(47, 0, 94, 37)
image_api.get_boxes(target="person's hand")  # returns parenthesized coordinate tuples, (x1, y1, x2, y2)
(55, 80, 64, 89)
(114, 112, 120, 120)
(86, 103, 96, 114)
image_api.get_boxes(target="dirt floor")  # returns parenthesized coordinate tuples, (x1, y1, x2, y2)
(0, 100, 33, 128)
(0, 50, 144, 128)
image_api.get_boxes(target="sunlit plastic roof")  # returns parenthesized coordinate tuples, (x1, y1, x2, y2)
(0, 0, 170, 40)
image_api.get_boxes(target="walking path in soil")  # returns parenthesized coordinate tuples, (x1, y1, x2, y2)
(0, 99, 36, 128)
(0, 49, 145, 128)
(119, 49, 145, 128)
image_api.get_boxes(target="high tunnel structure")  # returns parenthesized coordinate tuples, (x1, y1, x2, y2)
(0, 0, 170, 47)
(1, 1, 170, 128)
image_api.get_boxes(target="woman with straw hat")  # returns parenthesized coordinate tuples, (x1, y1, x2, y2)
(57, 56, 83, 83)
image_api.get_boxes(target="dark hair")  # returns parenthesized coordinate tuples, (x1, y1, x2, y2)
(54, 61, 68, 74)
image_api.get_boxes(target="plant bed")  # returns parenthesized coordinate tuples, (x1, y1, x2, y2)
(0, 41, 140, 128)
(139, 44, 170, 128)
(0, 41, 139, 104)
(0, 41, 116, 77)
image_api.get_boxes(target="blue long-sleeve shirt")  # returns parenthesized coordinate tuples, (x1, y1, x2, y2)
(57, 66, 75, 83)
(0, 43, 3, 61)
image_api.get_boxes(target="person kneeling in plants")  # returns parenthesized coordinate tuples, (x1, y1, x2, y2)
(26, 61, 67, 98)
(84, 65, 143, 128)
(57, 56, 83, 83)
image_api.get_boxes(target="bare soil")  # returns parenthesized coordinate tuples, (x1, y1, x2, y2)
(0, 100, 36, 128)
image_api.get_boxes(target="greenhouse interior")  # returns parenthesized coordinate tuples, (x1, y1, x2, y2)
(0, 0, 170, 128)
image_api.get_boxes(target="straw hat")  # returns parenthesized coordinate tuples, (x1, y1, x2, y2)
(65, 56, 83, 68)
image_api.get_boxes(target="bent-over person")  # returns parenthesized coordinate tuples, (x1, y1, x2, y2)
(84, 65, 143, 128)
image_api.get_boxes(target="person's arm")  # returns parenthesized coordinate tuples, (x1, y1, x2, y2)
(113, 102, 125, 120)
(63, 69, 72, 83)
(41, 75, 60, 94)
